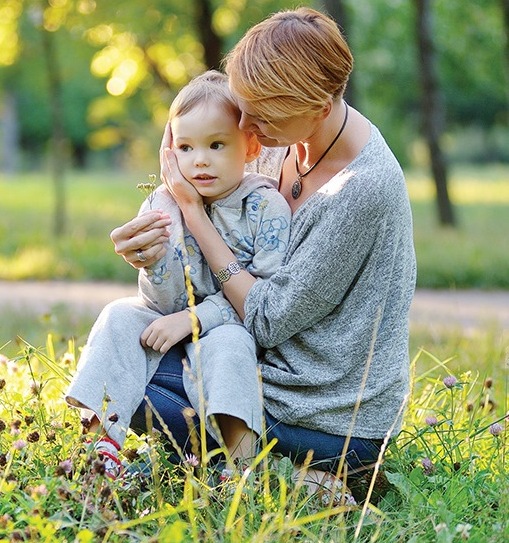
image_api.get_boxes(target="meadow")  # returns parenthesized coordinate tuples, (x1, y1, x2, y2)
(0, 165, 508, 541)
(1, 164, 509, 287)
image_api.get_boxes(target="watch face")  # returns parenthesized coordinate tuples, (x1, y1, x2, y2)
(227, 261, 241, 274)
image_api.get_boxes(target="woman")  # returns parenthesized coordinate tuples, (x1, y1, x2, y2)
(114, 7, 416, 493)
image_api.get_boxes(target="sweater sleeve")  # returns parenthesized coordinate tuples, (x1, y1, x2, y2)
(193, 293, 242, 334)
(137, 187, 190, 314)
(244, 184, 384, 348)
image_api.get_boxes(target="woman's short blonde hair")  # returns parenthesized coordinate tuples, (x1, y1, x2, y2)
(223, 7, 353, 123)
(169, 70, 240, 123)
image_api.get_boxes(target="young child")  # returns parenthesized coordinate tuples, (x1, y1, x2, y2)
(65, 71, 291, 477)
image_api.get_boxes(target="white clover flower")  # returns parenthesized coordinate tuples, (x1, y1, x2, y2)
(456, 523, 472, 539)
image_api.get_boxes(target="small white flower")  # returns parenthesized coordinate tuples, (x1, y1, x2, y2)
(456, 523, 472, 539)
(434, 522, 447, 533)
(184, 453, 199, 467)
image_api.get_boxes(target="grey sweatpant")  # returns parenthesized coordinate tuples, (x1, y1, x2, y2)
(65, 297, 262, 447)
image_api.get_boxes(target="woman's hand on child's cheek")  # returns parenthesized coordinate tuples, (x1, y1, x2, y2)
(161, 147, 203, 209)
(159, 121, 173, 157)
(110, 210, 171, 269)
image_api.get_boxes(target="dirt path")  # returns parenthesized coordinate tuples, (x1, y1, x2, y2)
(1, 280, 509, 333)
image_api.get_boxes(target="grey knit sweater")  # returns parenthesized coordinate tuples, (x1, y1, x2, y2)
(244, 124, 417, 439)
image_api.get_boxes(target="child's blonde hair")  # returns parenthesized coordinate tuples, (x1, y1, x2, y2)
(169, 70, 240, 122)
(224, 7, 353, 123)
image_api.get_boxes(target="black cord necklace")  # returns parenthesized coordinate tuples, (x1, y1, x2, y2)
(292, 102, 349, 200)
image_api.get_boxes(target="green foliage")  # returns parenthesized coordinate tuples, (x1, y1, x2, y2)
(0, 333, 507, 541)
(434, 0, 507, 127)
(0, 0, 299, 169)
(1, 0, 507, 169)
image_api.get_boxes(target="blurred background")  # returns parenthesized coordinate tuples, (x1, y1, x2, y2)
(0, 0, 508, 284)
(0, 0, 508, 377)
(1, 0, 508, 171)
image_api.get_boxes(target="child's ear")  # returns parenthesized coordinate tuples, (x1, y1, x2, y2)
(244, 132, 262, 163)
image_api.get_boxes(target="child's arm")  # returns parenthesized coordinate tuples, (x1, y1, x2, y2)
(137, 187, 192, 315)
(137, 187, 245, 331)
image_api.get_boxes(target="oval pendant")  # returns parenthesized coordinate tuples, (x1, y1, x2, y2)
(292, 178, 302, 199)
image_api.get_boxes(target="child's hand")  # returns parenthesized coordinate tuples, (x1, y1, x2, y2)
(140, 310, 195, 354)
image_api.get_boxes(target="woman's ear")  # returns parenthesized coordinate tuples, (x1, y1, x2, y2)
(321, 97, 334, 120)
(244, 132, 262, 163)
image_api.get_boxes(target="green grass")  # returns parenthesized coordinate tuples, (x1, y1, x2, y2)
(0, 170, 143, 283)
(0, 306, 95, 360)
(1, 164, 509, 288)
(408, 164, 509, 289)
(0, 327, 507, 542)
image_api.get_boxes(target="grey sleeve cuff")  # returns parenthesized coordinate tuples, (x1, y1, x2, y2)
(193, 299, 225, 335)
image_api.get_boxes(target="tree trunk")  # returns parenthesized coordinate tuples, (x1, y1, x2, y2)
(501, 0, 509, 118)
(0, 91, 20, 174)
(321, 0, 356, 107)
(194, 0, 222, 70)
(41, 26, 67, 237)
(415, 0, 455, 226)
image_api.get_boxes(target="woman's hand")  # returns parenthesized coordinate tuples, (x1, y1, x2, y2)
(110, 210, 171, 269)
(159, 122, 203, 213)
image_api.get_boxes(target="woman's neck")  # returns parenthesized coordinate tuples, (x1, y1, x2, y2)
(279, 103, 370, 212)
(295, 99, 347, 171)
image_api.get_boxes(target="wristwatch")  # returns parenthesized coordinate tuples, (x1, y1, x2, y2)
(215, 261, 242, 286)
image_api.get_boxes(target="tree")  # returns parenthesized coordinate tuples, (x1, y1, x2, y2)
(501, 0, 509, 117)
(0, 91, 19, 173)
(415, 0, 455, 226)
(38, 5, 68, 237)
(0, 1, 21, 174)
(194, 0, 222, 69)
(321, 0, 356, 107)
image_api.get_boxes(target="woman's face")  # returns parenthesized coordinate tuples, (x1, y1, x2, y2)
(236, 97, 318, 147)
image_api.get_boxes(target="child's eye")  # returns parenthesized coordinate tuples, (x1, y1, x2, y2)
(210, 142, 224, 150)
(179, 144, 192, 152)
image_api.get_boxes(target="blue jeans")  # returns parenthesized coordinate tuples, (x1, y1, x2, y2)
(131, 344, 382, 475)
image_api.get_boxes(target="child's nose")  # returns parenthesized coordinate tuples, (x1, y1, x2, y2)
(194, 151, 209, 167)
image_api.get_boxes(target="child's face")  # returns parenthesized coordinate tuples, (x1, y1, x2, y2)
(171, 101, 253, 204)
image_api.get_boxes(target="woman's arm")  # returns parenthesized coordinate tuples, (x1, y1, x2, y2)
(160, 144, 256, 319)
